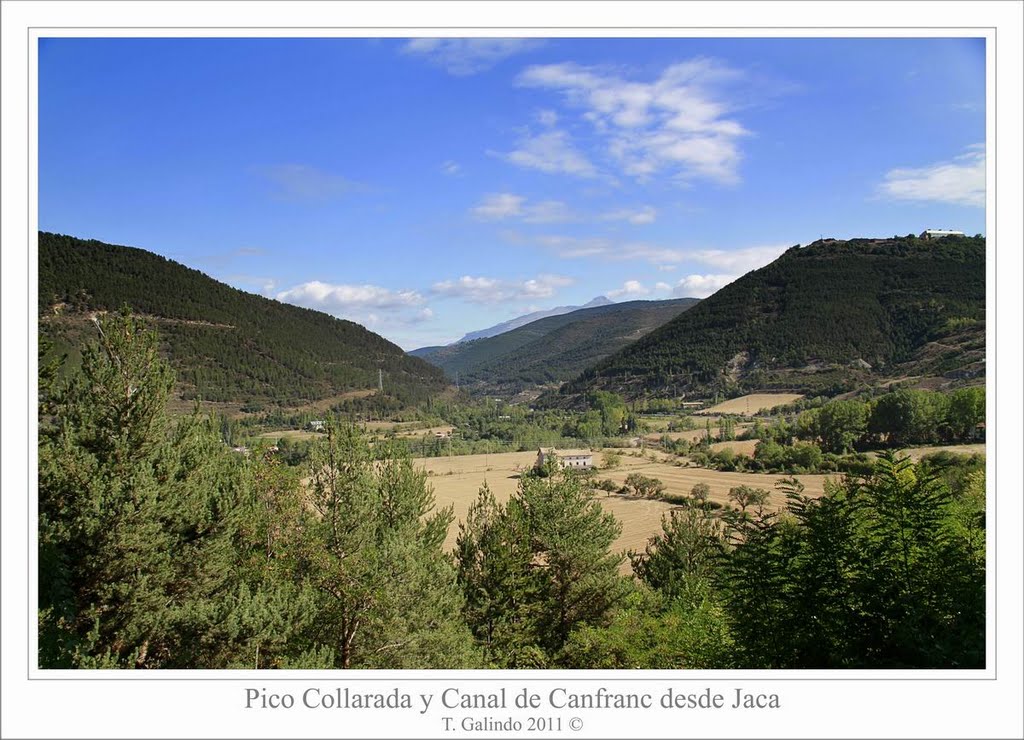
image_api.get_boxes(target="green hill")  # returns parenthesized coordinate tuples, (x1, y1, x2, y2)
(38, 232, 448, 407)
(414, 297, 699, 397)
(558, 235, 985, 401)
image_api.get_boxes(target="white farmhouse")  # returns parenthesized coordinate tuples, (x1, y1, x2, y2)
(535, 447, 594, 470)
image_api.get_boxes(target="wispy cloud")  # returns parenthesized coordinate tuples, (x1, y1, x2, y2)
(607, 280, 650, 299)
(472, 193, 575, 223)
(432, 273, 573, 304)
(498, 129, 599, 178)
(532, 234, 788, 275)
(601, 205, 657, 225)
(534, 234, 613, 258)
(402, 38, 542, 76)
(690, 245, 789, 272)
(673, 274, 737, 298)
(472, 193, 525, 220)
(227, 275, 278, 295)
(537, 109, 559, 127)
(233, 246, 267, 256)
(256, 164, 364, 201)
(440, 160, 462, 176)
(191, 245, 271, 270)
(516, 58, 753, 184)
(878, 144, 985, 207)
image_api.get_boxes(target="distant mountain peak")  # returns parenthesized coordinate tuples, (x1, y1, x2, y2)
(455, 297, 612, 344)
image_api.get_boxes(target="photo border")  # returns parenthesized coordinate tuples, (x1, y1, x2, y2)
(4, 4, 1021, 738)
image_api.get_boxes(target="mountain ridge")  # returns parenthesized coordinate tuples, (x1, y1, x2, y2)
(416, 296, 700, 398)
(555, 235, 985, 402)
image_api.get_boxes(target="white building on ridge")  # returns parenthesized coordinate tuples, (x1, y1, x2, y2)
(920, 229, 965, 240)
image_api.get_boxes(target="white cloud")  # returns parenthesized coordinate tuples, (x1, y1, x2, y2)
(274, 280, 435, 338)
(655, 281, 672, 292)
(276, 280, 425, 310)
(602, 205, 657, 225)
(517, 58, 751, 184)
(441, 160, 462, 176)
(878, 144, 985, 207)
(499, 129, 598, 178)
(402, 38, 541, 75)
(673, 274, 737, 298)
(432, 273, 573, 304)
(472, 193, 575, 223)
(608, 280, 650, 298)
(691, 244, 789, 272)
(257, 164, 362, 200)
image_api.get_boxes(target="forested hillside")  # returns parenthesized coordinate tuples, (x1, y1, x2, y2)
(414, 297, 699, 397)
(560, 236, 985, 401)
(38, 232, 448, 406)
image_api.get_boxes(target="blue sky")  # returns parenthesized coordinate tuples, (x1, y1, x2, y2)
(39, 37, 986, 349)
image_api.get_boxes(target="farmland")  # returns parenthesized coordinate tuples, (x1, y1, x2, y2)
(878, 443, 985, 461)
(698, 393, 804, 416)
(416, 450, 832, 562)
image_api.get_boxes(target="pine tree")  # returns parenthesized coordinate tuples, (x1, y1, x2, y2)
(456, 468, 630, 665)
(40, 310, 237, 666)
(298, 424, 477, 668)
(632, 501, 724, 601)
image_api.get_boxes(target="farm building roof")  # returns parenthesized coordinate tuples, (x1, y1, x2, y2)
(539, 448, 592, 457)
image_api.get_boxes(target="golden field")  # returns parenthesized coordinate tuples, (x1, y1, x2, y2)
(416, 450, 833, 567)
(698, 393, 805, 416)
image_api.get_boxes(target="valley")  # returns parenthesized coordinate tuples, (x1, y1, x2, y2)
(37, 230, 988, 672)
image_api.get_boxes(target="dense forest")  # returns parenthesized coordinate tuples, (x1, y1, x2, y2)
(38, 232, 447, 406)
(560, 235, 985, 401)
(38, 312, 985, 669)
(414, 297, 699, 396)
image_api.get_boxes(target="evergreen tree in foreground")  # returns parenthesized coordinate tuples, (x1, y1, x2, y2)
(457, 467, 631, 667)
(298, 427, 478, 668)
(39, 309, 252, 667)
(38, 310, 478, 669)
